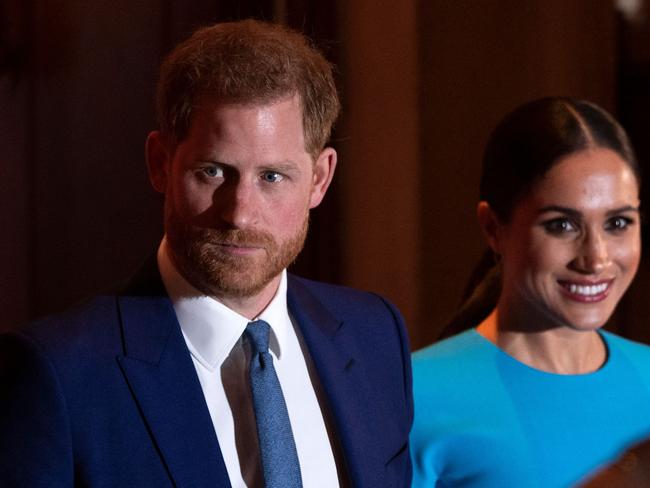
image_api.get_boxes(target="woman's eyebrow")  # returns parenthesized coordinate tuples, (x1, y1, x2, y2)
(606, 205, 640, 217)
(537, 205, 581, 218)
(536, 205, 641, 218)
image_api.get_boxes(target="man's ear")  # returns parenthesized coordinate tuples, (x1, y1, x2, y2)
(309, 147, 337, 209)
(145, 131, 172, 194)
(477, 201, 502, 254)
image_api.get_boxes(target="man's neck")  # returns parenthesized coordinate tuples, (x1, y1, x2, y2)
(211, 277, 282, 320)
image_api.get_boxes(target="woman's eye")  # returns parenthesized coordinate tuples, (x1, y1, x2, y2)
(543, 218, 577, 235)
(262, 171, 283, 183)
(606, 216, 633, 232)
(202, 166, 224, 178)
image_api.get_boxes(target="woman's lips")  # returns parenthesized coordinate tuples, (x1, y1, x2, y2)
(557, 279, 614, 303)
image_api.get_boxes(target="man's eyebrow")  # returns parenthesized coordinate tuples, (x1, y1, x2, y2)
(195, 159, 301, 171)
(262, 160, 301, 172)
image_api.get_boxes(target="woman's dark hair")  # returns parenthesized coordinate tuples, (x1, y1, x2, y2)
(439, 97, 640, 340)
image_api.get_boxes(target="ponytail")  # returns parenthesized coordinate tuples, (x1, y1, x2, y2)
(437, 249, 501, 340)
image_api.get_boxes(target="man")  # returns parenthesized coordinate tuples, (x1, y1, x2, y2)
(0, 20, 412, 487)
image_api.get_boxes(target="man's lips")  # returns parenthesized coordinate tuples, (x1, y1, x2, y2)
(557, 279, 614, 303)
(214, 241, 265, 255)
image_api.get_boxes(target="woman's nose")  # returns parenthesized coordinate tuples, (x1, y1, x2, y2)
(571, 230, 611, 274)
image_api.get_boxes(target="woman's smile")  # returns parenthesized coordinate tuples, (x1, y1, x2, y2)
(557, 279, 613, 303)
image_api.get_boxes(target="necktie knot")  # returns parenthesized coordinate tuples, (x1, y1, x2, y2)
(246, 320, 271, 354)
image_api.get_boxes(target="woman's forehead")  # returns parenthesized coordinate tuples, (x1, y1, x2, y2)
(531, 149, 639, 206)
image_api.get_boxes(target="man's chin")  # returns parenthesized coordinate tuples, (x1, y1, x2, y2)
(203, 275, 279, 300)
(200, 260, 279, 298)
(168, 246, 282, 299)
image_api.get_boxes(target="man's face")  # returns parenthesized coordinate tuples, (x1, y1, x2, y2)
(148, 95, 336, 302)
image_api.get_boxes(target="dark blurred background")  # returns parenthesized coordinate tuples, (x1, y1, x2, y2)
(1, 0, 650, 350)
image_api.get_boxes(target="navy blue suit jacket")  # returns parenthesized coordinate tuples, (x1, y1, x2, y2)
(1, 262, 413, 487)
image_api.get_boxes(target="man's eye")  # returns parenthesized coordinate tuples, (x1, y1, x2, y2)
(606, 216, 633, 232)
(202, 166, 224, 178)
(262, 171, 283, 183)
(543, 218, 577, 235)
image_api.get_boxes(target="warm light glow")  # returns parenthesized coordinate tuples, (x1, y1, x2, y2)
(616, 0, 645, 22)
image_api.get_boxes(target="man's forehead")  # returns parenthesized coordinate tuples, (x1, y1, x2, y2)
(193, 91, 303, 114)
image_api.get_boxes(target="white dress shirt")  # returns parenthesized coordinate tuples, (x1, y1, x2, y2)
(157, 239, 340, 487)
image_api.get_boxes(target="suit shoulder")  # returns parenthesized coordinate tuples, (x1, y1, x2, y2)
(10, 295, 122, 359)
(288, 273, 375, 297)
(288, 274, 401, 318)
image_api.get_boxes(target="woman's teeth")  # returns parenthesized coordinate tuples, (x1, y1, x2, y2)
(566, 283, 609, 296)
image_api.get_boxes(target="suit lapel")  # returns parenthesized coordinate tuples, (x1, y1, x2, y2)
(116, 261, 231, 488)
(287, 276, 403, 487)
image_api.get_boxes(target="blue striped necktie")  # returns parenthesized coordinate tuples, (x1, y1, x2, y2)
(245, 320, 302, 488)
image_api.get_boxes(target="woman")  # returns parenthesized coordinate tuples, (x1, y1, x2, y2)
(411, 97, 650, 487)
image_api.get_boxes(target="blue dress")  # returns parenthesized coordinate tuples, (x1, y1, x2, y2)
(410, 329, 650, 487)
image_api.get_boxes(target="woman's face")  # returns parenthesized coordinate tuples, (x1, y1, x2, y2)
(493, 148, 641, 332)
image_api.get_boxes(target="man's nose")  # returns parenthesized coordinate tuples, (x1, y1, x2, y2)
(216, 178, 258, 228)
(572, 230, 611, 274)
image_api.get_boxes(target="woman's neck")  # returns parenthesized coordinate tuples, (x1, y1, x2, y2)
(476, 309, 607, 375)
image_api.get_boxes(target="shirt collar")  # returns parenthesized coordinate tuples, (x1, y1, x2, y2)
(157, 237, 290, 371)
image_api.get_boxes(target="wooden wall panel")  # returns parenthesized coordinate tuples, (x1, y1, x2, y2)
(613, 2, 650, 344)
(29, 1, 166, 316)
(0, 0, 32, 330)
(0, 74, 30, 330)
(338, 0, 421, 333)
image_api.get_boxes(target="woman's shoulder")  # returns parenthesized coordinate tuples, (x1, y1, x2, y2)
(411, 329, 497, 381)
(414, 329, 486, 361)
(602, 330, 650, 367)
(410, 329, 511, 427)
